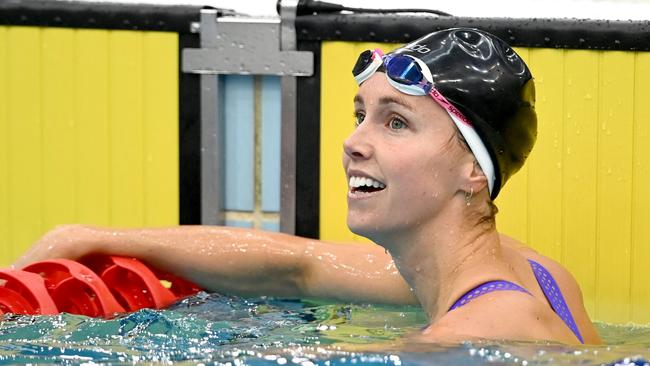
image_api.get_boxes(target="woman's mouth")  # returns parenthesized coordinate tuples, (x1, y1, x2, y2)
(349, 176, 386, 194)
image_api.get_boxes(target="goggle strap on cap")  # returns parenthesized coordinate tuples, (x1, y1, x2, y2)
(430, 90, 496, 195)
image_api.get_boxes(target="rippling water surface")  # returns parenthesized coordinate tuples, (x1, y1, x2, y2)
(1, 293, 649, 365)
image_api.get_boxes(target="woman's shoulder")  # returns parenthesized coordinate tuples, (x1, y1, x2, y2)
(499, 233, 602, 344)
(420, 290, 580, 344)
(502, 235, 582, 305)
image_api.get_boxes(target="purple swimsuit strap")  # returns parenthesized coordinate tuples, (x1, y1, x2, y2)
(447, 260, 584, 344)
(527, 259, 584, 343)
(448, 280, 530, 311)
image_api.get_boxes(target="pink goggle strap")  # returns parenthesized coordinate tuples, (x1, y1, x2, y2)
(429, 89, 496, 195)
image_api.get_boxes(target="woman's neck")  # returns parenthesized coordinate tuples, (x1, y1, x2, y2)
(377, 204, 510, 322)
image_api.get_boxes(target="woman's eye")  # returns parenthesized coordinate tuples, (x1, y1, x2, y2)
(354, 112, 365, 126)
(389, 117, 406, 130)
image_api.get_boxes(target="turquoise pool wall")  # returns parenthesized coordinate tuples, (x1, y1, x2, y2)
(223, 75, 281, 232)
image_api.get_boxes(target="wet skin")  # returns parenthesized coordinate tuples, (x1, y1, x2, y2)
(342, 73, 601, 344)
(14, 75, 601, 345)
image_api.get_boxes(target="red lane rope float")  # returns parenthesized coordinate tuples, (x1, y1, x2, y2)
(0, 256, 202, 317)
(22, 259, 126, 317)
(81, 256, 178, 311)
(0, 270, 59, 315)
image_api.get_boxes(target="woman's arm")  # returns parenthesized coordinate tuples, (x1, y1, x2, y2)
(13, 225, 417, 304)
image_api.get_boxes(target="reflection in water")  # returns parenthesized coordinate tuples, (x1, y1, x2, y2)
(0, 293, 648, 365)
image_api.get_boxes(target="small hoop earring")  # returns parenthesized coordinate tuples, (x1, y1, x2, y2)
(465, 187, 474, 206)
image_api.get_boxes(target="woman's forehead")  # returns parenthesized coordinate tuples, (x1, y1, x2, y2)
(355, 74, 415, 106)
(354, 74, 447, 117)
(354, 93, 415, 112)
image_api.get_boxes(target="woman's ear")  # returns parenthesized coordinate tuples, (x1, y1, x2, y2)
(463, 160, 488, 195)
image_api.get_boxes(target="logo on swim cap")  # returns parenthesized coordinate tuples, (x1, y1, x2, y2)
(404, 43, 430, 54)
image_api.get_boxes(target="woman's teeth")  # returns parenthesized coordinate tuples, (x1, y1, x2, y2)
(349, 176, 386, 190)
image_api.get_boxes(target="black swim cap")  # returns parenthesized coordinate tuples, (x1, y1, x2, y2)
(389, 28, 537, 199)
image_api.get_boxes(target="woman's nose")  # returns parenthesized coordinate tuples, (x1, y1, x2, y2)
(343, 124, 373, 160)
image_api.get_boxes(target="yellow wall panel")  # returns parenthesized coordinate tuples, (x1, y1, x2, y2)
(525, 49, 565, 260)
(562, 50, 599, 316)
(7, 27, 42, 261)
(320, 41, 358, 243)
(320, 41, 650, 323)
(495, 164, 529, 242)
(631, 52, 650, 323)
(0, 26, 179, 265)
(76, 30, 111, 226)
(109, 31, 145, 227)
(42, 28, 77, 232)
(143, 32, 179, 226)
(0, 27, 8, 261)
(595, 52, 635, 322)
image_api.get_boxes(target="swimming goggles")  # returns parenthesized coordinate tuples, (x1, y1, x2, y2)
(352, 49, 496, 195)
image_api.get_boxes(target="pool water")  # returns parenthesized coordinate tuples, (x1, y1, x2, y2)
(0, 293, 649, 365)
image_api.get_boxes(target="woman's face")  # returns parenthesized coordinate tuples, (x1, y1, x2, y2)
(343, 73, 472, 242)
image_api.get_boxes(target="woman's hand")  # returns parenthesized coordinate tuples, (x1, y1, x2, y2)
(12, 224, 101, 269)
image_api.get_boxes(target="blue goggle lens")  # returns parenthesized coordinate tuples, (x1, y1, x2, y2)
(385, 55, 425, 85)
(352, 50, 433, 95)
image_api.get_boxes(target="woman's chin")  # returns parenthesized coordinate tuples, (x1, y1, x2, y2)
(347, 220, 375, 239)
(347, 219, 391, 244)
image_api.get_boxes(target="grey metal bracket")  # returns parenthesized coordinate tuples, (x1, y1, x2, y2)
(182, 14, 313, 76)
(279, 0, 300, 235)
(185, 3, 310, 233)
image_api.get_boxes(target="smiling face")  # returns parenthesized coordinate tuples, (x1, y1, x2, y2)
(343, 73, 474, 244)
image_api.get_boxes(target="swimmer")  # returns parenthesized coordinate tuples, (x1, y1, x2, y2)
(15, 28, 601, 345)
